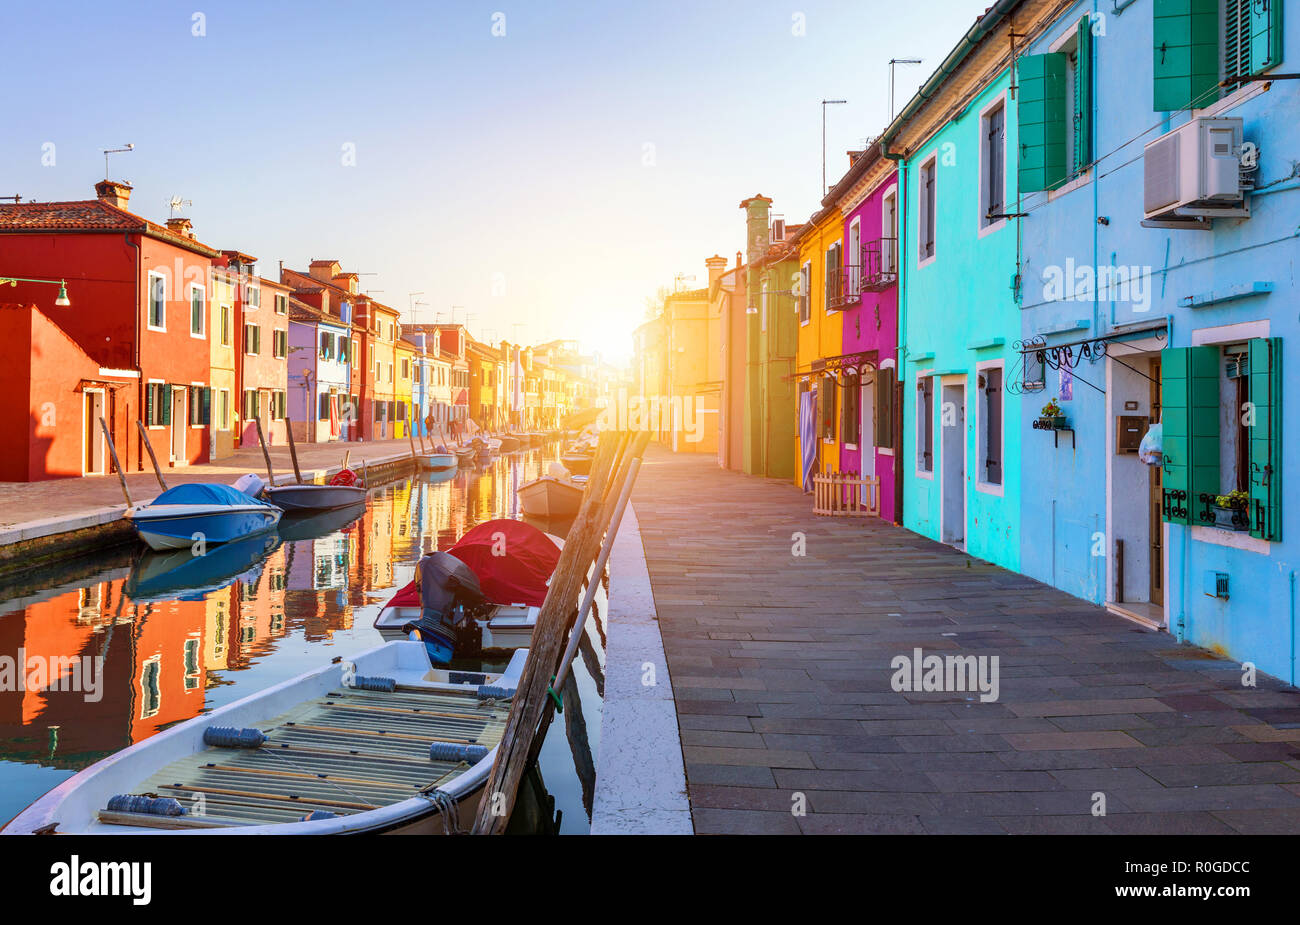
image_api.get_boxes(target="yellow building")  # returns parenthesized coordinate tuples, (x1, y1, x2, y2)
(208, 266, 240, 459)
(794, 206, 844, 484)
(395, 337, 416, 439)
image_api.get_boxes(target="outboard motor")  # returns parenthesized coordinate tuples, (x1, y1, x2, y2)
(232, 473, 267, 498)
(413, 551, 487, 630)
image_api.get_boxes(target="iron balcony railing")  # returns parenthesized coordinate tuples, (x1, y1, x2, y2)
(862, 237, 898, 292)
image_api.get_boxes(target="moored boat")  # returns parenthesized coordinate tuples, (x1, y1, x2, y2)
(262, 482, 366, 513)
(125, 482, 283, 552)
(517, 464, 584, 518)
(0, 641, 525, 835)
(419, 450, 457, 472)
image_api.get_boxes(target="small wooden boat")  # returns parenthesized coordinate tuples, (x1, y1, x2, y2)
(517, 474, 584, 518)
(454, 446, 476, 466)
(497, 435, 520, 452)
(126, 482, 283, 551)
(1, 642, 526, 835)
(560, 453, 593, 476)
(419, 452, 457, 472)
(263, 482, 366, 513)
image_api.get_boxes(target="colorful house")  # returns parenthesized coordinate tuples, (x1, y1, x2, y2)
(884, 7, 1026, 568)
(738, 196, 800, 481)
(1011, 0, 1299, 685)
(826, 148, 903, 523)
(235, 270, 290, 451)
(792, 204, 844, 487)
(0, 180, 218, 478)
(395, 336, 416, 439)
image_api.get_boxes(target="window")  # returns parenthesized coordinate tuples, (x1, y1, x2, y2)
(338, 337, 350, 364)
(147, 272, 166, 330)
(189, 285, 205, 337)
(760, 281, 768, 333)
(401, 359, 410, 379)
(981, 102, 1006, 226)
(798, 262, 811, 325)
(918, 157, 937, 262)
(244, 323, 261, 355)
(274, 293, 287, 315)
(847, 219, 861, 297)
(145, 382, 170, 426)
(1161, 339, 1282, 540)
(917, 375, 934, 473)
(243, 389, 259, 420)
(824, 242, 842, 310)
(219, 305, 231, 346)
(1153, 0, 1282, 112)
(139, 658, 161, 719)
(319, 331, 333, 359)
(188, 385, 211, 426)
(320, 392, 332, 422)
(247, 285, 261, 309)
(875, 366, 897, 449)
(841, 370, 860, 446)
(1020, 17, 1094, 192)
(272, 329, 287, 358)
(818, 375, 836, 441)
(979, 365, 1004, 486)
(219, 389, 230, 429)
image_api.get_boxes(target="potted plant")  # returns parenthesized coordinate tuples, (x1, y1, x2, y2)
(1039, 398, 1066, 429)
(1212, 489, 1250, 531)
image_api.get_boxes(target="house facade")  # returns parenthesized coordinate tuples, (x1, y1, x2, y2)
(793, 205, 844, 489)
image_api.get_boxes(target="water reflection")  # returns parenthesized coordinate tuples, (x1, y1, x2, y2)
(0, 444, 602, 833)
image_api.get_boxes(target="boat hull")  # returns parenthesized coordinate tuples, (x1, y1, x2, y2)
(263, 483, 366, 512)
(517, 477, 583, 518)
(419, 453, 457, 472)
(560, 454, 593, 476)
(127, 505, 282, 551)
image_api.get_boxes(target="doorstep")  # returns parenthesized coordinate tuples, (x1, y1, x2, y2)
(1105, 600, 1165, 631)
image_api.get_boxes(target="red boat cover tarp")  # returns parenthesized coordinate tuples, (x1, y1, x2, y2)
(329, 468, 363, 487)
(388, 580, 419, 607)
(448, 519, 560, 606)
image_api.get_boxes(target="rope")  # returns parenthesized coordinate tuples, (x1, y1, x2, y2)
(418, 785, 465, 835)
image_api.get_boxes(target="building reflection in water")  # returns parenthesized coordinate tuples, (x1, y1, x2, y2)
(0, 444, 593, 832)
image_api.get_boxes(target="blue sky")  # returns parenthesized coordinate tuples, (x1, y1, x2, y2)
(2, 0, 990, 362)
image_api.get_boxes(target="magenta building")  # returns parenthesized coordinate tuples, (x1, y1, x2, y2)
(827, 149, 902, 523)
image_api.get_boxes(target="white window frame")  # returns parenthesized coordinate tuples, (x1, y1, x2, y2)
(916, 369, 935, 479)
(146, 378, 166, 430)
(799, 263, 812, 326)
(917, 154, 938, 269)
(189, 381, 206, 430)
(147, 271, 167, 332)
(847, 217, 861, 297)
(1047, 24, 1093, 200)
(188, 283, 206, 339)
(977, 94, 1009, 238)
(975, 359, 1006, 496)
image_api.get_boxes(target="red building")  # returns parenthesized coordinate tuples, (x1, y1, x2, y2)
(0, 180, 219, 480)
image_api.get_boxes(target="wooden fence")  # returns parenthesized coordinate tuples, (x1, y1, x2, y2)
(812, 470, 879, 516)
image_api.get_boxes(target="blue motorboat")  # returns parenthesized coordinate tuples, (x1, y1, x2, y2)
(125, 482, 283, 552)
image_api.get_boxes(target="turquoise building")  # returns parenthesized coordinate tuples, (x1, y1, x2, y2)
(885, 30, 1022, 571)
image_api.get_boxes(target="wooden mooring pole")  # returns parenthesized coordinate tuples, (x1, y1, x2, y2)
(254, 419, 276, 485)
(100, 417, 132, 507)
(283, 415, 304, 484)
(135, 420, 168, 491)
(471, 430, 649, 834)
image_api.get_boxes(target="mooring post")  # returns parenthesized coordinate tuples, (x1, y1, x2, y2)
(254, 418, 276, 485)
(284, 415, 304, 484)
(100, 417, 132, 507)
(135, 420, 168, 491)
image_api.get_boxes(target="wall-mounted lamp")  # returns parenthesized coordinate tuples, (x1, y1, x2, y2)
(1, 275, 71, 306)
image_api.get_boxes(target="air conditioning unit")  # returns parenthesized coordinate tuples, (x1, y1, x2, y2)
(1142, 117, 1249, 228)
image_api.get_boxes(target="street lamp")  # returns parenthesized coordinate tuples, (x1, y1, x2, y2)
(1, 275, 71, 307)
(821, 99, 847, 196)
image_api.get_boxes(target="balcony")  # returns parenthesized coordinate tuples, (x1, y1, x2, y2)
(861, 237, 898, 292)
(830, 264, 863, 311)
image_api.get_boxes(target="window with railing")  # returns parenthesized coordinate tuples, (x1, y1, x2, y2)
(861, 238, 899, 291)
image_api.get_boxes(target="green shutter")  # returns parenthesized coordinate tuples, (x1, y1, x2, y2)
(1248, 0, 1284, 73)
(1161, 346, 1220, 524)
(1248, 337, 1282, 540)
(1018, 53, 1068, 192)
(145, 384, 155, 426)
(161, 385, 173, 426)
(202, 387, 212, 426)
(1153, 0, 1220, 112)
(1073, 16, 1093, 173)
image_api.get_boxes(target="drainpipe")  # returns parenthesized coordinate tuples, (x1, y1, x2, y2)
(1167, 310, 1187, 643)
(1290, 570, 1296, 687)
(124, 231, 141, 474)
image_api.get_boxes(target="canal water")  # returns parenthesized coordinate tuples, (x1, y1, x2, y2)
(0, 444, 604, 834)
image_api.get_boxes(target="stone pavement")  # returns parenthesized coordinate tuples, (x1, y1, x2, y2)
(0, 437, 417, 528)
(632, 448, 1300, 835)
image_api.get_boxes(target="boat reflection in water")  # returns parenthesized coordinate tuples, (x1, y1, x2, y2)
(0, 443, 595, 833)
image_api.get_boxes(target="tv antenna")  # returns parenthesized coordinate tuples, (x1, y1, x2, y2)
(167, 196, 192, 218)
(102, 144, 134, 179)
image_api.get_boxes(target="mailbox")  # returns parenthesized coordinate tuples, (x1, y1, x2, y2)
(1116, 415, 1148, 454)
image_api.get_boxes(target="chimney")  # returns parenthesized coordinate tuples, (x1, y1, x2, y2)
(739, 194, 772, 265)
(308, 259, 341, 284)
(705, 254, 727, 287)
(166, 217, 194, 239)
(735, 251, 742, 269)
(95, 179, 133, 211)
